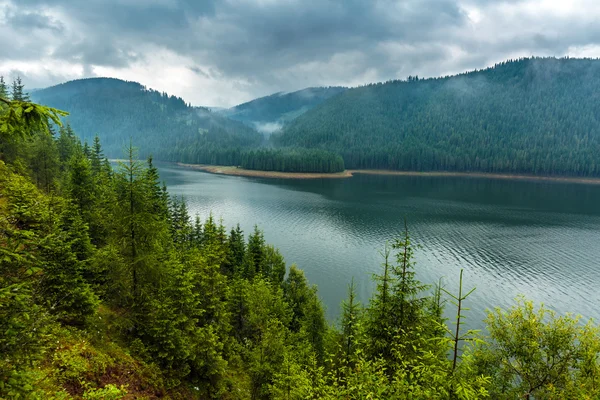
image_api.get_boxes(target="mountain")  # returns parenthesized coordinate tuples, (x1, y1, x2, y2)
(217, 86, 347, 134)
(32, 78, 262, 158)
(274, 57, 600, 177)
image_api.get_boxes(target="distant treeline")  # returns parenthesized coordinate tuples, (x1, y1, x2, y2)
(161, 146, 345, 173)
(275, 57, 600, 177)
(240, 148, 344, 173)
(27, 57, 600, 177)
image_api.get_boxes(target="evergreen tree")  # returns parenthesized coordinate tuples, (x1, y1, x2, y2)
(83, 140, 91, 158)
(245, 225, 266, 279)
(11, 76, 29, 102)
(38, 204, 99, 325)
(340, 278, 362, 367)
(115, 144, 150, 308)
(90, 134, 105, 174)
(0, 76, 8, 99)
(263, 245, 286, 285)
(57, 123, 79, 167)
(29, 131, 60, 192)
(67, 149, 95, 213)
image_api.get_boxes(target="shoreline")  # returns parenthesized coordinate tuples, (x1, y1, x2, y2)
(177, 163, 600, 184)
(350, 169, 600, 185)
(177, 164, 353, 179)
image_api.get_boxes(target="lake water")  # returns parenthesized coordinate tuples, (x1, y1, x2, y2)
(156, 163, 600, 329)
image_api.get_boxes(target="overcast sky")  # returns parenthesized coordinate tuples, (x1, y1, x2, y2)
(1, 0, 599, 107)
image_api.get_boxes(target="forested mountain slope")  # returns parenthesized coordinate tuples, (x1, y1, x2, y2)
(275, 57, 600, 176)
(3, 95, 600, 399)
(217, 86, 346, 134)
(32, 78, 263, 158)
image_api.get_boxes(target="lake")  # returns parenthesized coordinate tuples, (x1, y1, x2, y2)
(156, 163, 600, 329)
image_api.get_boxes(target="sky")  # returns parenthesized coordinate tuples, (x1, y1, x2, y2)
(1, 0, 600, 107)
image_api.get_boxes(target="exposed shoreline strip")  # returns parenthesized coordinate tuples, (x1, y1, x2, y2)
(178, 164, 353, 179)
(176, 163, 600, 185)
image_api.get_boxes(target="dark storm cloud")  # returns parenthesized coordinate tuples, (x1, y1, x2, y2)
(2, 0, 600, 105)
(3, 0, 466, 73)
(52, 38, 140, 68)
(4, 0, 217, 68)
(5, 8, 64, 32)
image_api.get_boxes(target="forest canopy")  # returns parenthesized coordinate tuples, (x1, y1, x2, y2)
(30, 58, 600, 177)
(2, 87, 600, 399)
(275, 57, 600, 176)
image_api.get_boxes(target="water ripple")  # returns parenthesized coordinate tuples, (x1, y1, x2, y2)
(157, 163, 600, 330)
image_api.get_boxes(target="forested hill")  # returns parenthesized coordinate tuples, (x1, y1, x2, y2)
(4, 95, 600, 398)
(217, 86, 346, 134)
(274, 57, 600, 177)
(32, 78, 263, 158)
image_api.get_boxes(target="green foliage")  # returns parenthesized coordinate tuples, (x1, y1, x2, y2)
(31, 78, 262, 158)
(82, 384, 128, 400)
(240, 148, 345, 173)
(11, 76, 30, 102)
(276, 57, 600, 176)
(28, 130, 60, 191)
(469, 298, 600, 399)
(366, 224, 433, 369)
(2, 92, 600, 400)
(0, 76, 8, 99)
(220, 86, 346, 129)
(0, 97, 67, 142)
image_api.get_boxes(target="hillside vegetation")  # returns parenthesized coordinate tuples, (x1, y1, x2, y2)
(31, 78, 263, 158)
(275, 57, 600, 176)
(217, 87, 346, 134)
(2, 91, 600, 398)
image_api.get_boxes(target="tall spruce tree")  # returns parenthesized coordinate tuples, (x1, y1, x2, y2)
(0, 76, 8, 99)
(90, 135, 105, 174)
(11, 76, 29, 101)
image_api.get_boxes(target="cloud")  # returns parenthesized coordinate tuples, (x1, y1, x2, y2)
(5, 8, 64, 32)
(1, 0, 600, 107)
(253, 121, 283, 135)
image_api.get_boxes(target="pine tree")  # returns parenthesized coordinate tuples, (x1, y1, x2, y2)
(83, 140, 91, 158)
(67, 149, 95, 213)
(245, 225, 266, 278)
(389, 221, 428, 333)
(225, 224, 245, 276)
(145, 156, 169, 219)
(11, 76, 29, 101)
(0, 76, 8, 99)
(90, 135, 104, 174)
(366, 242, 395, 361)
(115, 144, 171, 318)
(116, 144, 146, 307)
(57, 123, 79, 166)
(263, 245, 286, 284)
(29, 131, 60, 192)
(340, 278, 362, 366)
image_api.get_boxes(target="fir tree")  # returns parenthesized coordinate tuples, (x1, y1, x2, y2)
(11, 76, 29, 102)
(0, 76, 8, 99)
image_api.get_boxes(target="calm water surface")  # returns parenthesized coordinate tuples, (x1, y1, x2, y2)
(157, 163, 600, 329)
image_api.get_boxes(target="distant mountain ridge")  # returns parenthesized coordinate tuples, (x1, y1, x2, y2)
(30, 58, 600, 177)
(216, 86, 347, 134)
(32, 77, 262, 158)
(274, 57, 600, 177)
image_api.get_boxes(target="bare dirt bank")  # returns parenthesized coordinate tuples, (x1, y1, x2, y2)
(178, 163, 600, 184)
(178, 164, 353, 179)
